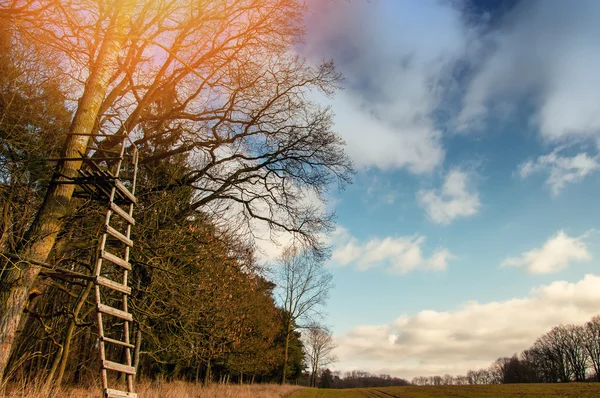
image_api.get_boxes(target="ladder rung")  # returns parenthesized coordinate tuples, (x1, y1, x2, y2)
(101, 250, 131, 270)
(91, 147, 121, 155)
(77, 171, 114, 182)
(101, 336, 135, 349)
(98, 303, 133, 322)
(106, 226, 133, 247)
(96, 276, 131, 295)
(102, 360, 136, 375)
(47, 156, 122, 161)
(68, 133, 113, 137)
(106, 388, 138, 398)
(79, 168, 115, 179)
(110, 202, 135, 225)
(115, 180, 137, 204)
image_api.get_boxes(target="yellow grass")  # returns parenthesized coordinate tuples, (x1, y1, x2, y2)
(3, 379, 304, 398)
(290, 383, 600, 397)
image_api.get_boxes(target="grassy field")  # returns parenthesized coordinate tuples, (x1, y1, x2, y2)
(290, 383, 600, 398)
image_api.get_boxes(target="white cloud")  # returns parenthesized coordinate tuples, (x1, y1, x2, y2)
(501, 230, 591, 274)
(334, 274, 600, 379)
(417, 169, 481, 224)
(330, 227, 453, 274)
(518, 149, 599, 195)
(329, 92, 445, 173)
(458, 0, 600, 145)
(303, 0, 471, 173)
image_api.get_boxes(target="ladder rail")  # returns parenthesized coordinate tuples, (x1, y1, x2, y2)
(122, 145, 137, 394)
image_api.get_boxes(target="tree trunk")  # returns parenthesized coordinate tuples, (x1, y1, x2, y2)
(172, 362, 182, 381)
(33, 340, 42, 377)
(44, 344, 63, 389)
(311, 352, 319, 387)
(133, 325, 142, 381)
(0, 1, 135, 381)
(47, 281, 93, 389)
(203, 361, 211, 386)
(281, 322, 291, 384)
(72, 328, 89, 384)
(195, 365, 201, 384)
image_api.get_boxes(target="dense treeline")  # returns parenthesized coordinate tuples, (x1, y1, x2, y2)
(311, 369, 410, 389)
(0, 0, 350, 389)
(411, 315, 600, 386)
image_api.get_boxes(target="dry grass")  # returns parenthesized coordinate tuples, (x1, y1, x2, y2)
(3, 379, 304, 398)
(136, 380, 303, 398)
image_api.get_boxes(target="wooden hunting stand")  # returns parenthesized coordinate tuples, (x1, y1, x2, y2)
(51, 133, 139, 398)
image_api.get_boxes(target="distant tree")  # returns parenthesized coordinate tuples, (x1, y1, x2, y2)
(273, 247, 333, 384)
(332, 370, 407, 389)
(273, 324, 305, 382)
(319, 368, 334, 388)
(453, 375, 468, 385)
(489, 357, 510, 383)
(477, 368, 494, 384)
(537, 325, 574, 382)
(562, 324, 589, 382)
(441, 374, 453, 385)
(411, 376, 428, 386)
(583, 316, 600, 382)
(407, 315, 600, 387)
(303, 325, 337, 387)
(530, 337, 563, 383)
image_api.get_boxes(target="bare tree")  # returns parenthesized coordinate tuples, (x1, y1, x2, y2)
(536, 326, 572, 382)
(303, 325, 337, 387)
(489, 357, 510, 384)
(453, 375, 468, 385)
(563, 324, 589, 382)
(467, 369, 490, 385)
(583, 316, 600, 381)
(441, 374, 453, 385)
(273, 246, 333, 384)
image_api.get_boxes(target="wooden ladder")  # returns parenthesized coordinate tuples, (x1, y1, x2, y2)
(91, 137, 139, 398)
(49, 132, 139, 397)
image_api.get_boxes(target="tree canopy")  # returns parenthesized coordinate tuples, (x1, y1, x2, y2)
(0, 0, 351, 387)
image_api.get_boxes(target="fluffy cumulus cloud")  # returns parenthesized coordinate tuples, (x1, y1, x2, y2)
(501, 230, 592, 274)
(417, 169, 481, 224)
(518, 149, 599, 195)
(334, 274, 600, 379)
(330, 227, 453, 274)
(302, 0, 470, 173)
(328, 92, 444, 173)
(458, 0, 600, 145)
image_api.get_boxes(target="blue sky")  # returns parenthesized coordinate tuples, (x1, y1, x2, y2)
(289, 0, 600, 378)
